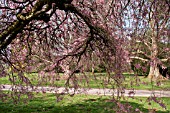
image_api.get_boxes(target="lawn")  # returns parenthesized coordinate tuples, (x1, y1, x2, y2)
(0, 73, 170, 113)
(0, 72, 170, 90)
(0, 93, 169, 113)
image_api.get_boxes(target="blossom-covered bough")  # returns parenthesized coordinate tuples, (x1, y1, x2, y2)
(0, 0, 124, 83)
(0, 0, 169, 111)
(0, 0, 127, 102)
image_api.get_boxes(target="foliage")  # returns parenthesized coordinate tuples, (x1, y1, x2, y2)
(130, 59, 150, 76)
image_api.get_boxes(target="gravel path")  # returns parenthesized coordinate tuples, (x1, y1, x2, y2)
(1, 85, 170, 97)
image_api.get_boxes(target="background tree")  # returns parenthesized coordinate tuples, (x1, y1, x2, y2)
(126, 0, 170, 79)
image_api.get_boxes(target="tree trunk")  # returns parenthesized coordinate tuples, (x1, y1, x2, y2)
(147, 18, 164, 80)
(148, 64, 162, 79)
(91, 52, 94, 74)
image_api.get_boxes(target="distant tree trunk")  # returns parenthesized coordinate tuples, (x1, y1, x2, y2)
(148, 63, 161, 79)
(60, 63, 70, 80)
(147, 40, 164, 79)
(147, 42, 160, 79)
(92, 66, 94, 74)
(147, 21, 163, 79)
(91, 52, 94, 74)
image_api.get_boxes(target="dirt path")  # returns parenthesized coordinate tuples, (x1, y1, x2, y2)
(1, 85, 170, 97)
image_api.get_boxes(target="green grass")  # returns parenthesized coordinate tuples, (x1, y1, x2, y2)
(1, 73, 169, 113)
(123, 74, 170, 90)
(0, 72, 170, 90)
(0, 94, 169, 113)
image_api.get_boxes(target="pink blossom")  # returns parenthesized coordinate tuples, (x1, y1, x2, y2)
(135, 64, 141, 69)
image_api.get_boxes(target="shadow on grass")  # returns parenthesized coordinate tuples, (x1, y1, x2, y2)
(53, 98, 169, 113)
(0, 94, 169, 113)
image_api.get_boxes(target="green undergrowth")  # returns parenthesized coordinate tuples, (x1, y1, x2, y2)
(0, 94, 169, 113)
